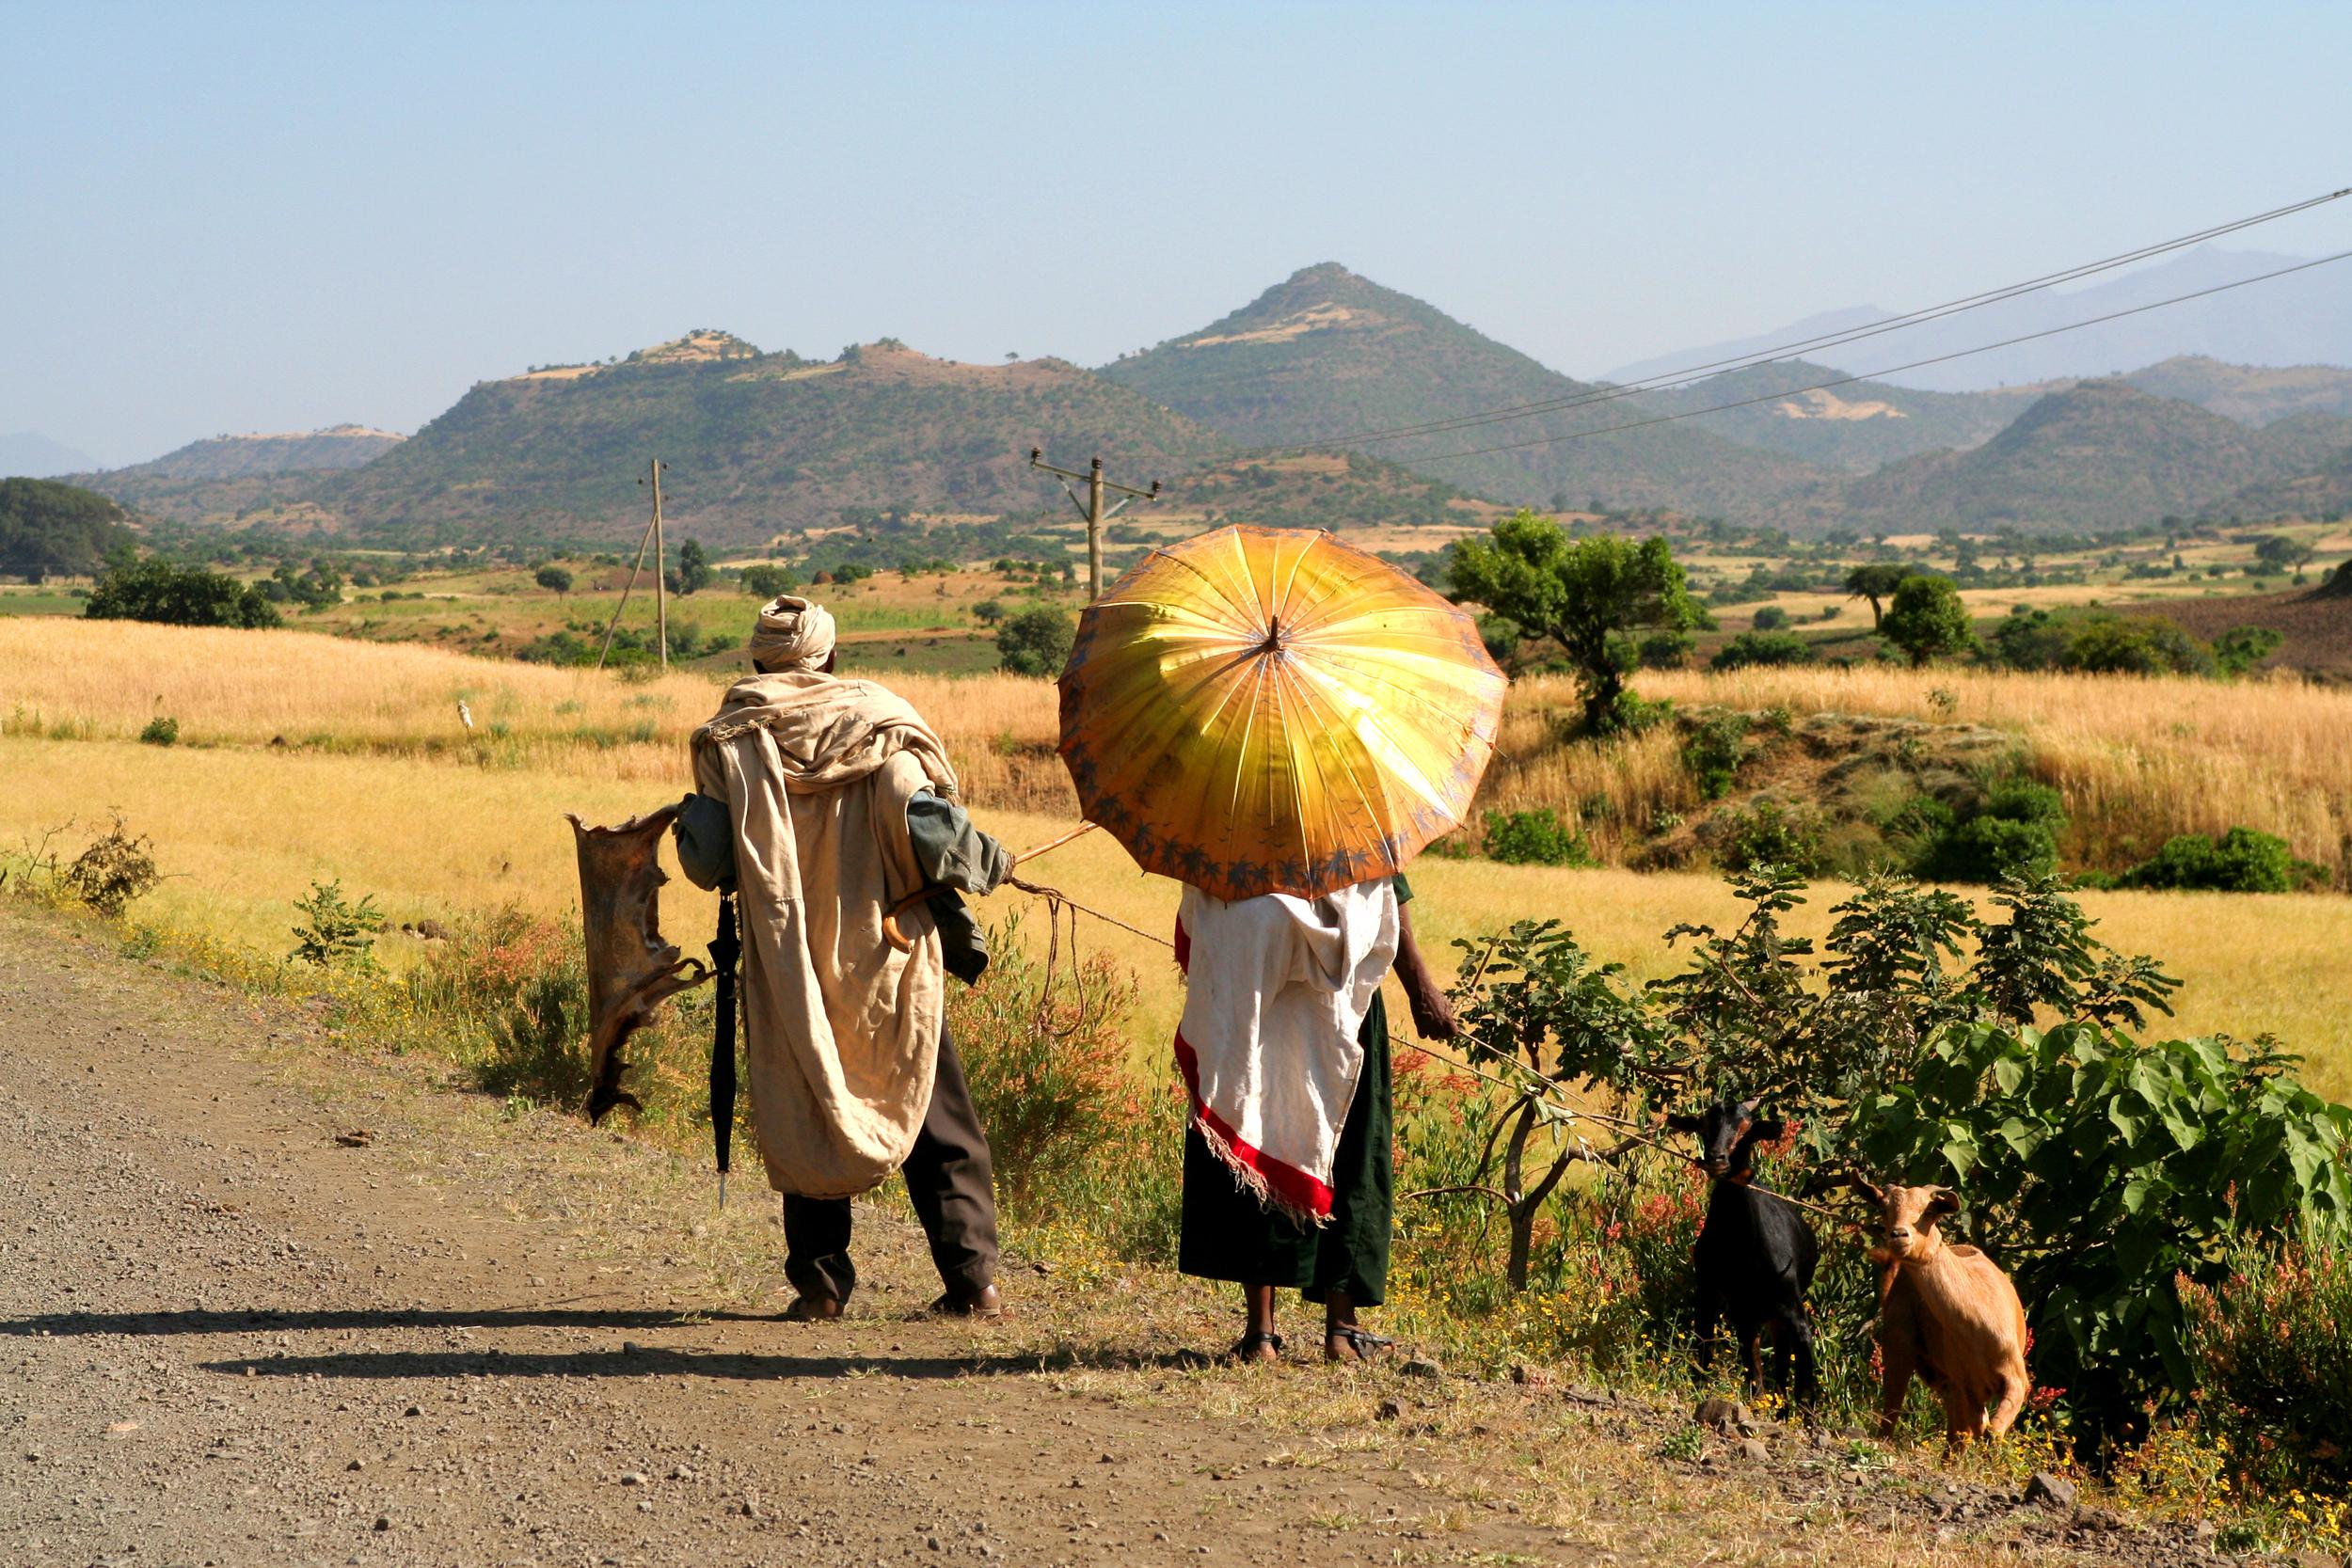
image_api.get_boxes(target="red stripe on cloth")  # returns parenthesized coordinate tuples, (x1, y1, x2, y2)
(1173, 1031, 1334, 1220)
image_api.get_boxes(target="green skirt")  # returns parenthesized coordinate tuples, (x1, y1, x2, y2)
(1177, 991, 1391, 1306)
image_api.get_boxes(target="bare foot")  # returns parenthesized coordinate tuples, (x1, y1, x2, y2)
(781, 1292, 844, 1322)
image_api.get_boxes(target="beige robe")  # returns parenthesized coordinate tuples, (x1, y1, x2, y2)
(691, 672, 959, 1199)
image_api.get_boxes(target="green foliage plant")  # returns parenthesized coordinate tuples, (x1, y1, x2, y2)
(1708, 629, 1817, 671)
(1677, 711, 1749, 800)
(2064, 615, 2215, 677)
(138, 716, 180, 746)
(1908, 776, 2067, 885)
(739, 562, 797, 599)
(2107, 826, 2318, 893)
(84, 553, 280, 629)
(1713, 799, 1828, 876)
(667, 539, 712, 596)
(1481, 808, 1595, 866)
(1447, 510, 1703, 734)
(994, 606, 1075, 677)
(1843, 562, 1909, 627)
(290, 879, 388, 968)
(2210, 625, 2282, 678)
(533, 564, 574, 594)
(1878, 574, 1974, 668)
(2180, 1234, 2352, 1493)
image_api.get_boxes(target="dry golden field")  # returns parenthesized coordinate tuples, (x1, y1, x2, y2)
(4, 619, 2348, 1097)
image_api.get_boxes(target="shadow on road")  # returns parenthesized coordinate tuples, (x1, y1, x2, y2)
(191, 1344, 1205, 1381)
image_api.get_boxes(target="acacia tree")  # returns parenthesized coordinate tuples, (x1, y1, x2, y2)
(1843, 562, 1908, 628)
(1448, 510, 1703, 734)
(1880, 573, 1974, 667)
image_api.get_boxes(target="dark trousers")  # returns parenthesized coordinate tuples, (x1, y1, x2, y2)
(782, 1023, 999, 1304)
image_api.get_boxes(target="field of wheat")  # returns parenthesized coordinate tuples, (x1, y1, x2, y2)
(4, 619, 2348, 1096)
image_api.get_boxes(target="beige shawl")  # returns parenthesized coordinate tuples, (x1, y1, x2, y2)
(691, 672, 960, 1198)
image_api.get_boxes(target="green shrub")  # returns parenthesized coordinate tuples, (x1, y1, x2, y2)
(2064, 615, 2215, 677)
(137, 715, 180, 746)
(1482, 808, 1595, 866)
(1709, 630, 1816, 670)
(1678, 712, 1748, 800)
(2211, 625, 2282, 678)
(1910, 777, 2066, 884)
(60, 816, 161, 916)
(2181, 1234, 2352, 1492)
(85, 554, 280, 629)
(995, 607, 1074, 676)
(289, 879, 387, 968)
(1714, 800, 1827, 876)
(2111, 826, 2316, 893)
(1750, 605, 1790, 631)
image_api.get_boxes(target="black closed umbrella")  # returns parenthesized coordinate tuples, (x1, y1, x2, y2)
(707, 890, 740, 1207)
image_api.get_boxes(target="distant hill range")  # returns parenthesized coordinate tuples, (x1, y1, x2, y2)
(1098, 263, 1821, 515)
(1606, 245, 2352, 393)
(1826, 379, 2352, 532)
(60, 262, 2352, 545)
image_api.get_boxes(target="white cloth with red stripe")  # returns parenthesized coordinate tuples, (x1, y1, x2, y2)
(1173, 879, 1401, 1225)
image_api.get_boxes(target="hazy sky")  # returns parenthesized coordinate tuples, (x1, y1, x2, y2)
(7, 1, 2350, 465)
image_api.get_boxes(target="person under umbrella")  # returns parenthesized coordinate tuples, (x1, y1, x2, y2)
(1057, 525, 1506, 1363)
(1173, 871, 1455, 1361)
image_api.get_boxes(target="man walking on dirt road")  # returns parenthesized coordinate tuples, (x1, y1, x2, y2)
(679, 594, 1012, 1321)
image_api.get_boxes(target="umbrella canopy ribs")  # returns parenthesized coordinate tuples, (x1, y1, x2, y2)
(568, 805, 710, 1121)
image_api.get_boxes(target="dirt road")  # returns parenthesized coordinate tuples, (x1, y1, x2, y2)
(0, 907, 1573, 1568)
(2, 903, 2238, 1568)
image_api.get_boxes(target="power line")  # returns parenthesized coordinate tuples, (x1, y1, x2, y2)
(1396, 247, 2352, 466)
(1248, 184, 2351, 454)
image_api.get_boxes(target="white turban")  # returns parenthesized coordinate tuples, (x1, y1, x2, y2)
(750, 595, 837, 673)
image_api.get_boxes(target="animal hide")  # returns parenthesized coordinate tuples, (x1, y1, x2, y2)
(569, 805, 709, 1121)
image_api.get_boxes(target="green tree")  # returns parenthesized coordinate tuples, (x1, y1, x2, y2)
(2253, 534, 2300, 574)
(666, 539, 713, 596)
(1447, 510, 1701, 733)
(739, 562, 797, 598)
(84, 554, 280, 629)
(995, 607, 1075, 677)
(533, 563, 574, 595)
(1843, 562, 1909, 628)
(1878, 574, 1973, 668)
(2063, 616, 2213, 677)
(969, 598, 1005, 626)
(2211, 625, 2282, 678)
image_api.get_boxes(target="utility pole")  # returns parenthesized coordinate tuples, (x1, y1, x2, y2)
(1029, 448, 1161, 600)
(648, 458, 669, 671)
(592, 457, 671, 672)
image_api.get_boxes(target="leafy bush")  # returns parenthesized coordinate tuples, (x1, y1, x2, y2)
(2211, 625, 2282, 678)
(1677, 712, 1748, 800)
(1633, 628, 1691, 670)
(2180, 1235, 2352, 1493)
(137, 715, 180, 746)
(2064, 615, 2215, 677)
(532, 564, 573, 594)
(1709, 630, 1815, 670)
(1712, 799, 1827, 876)
(739, 562, 797, 599)
(2106, 826, 2319, 893)
(1908, 776, 2067, 884)
(949, 919, 1181, 1259)
(289, 879, 388, 968)
(1880, 574, 1973, 667)
(85, 555, 280, 629)
(994, 607, 1075, 677)
(1750, 605, 1790, 631)
(1482, 808, 1595, 866)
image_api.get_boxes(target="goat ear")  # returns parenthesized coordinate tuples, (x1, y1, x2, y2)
(1664, 1113, 1703, 1133)
(1926, 1188, 1962, 1217)
(1748, 1117, 1786, 1142)
(1842, 1169, 1884, 1204)
(1736, 1099, 1759, 1117)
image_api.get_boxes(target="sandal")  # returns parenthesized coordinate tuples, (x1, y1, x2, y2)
(1325, 1325, 1395, 1363)
(1226, 1331, 1284, 1364)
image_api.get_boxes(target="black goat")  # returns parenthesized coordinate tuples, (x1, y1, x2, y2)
(1665, 1098, 1820, 1408)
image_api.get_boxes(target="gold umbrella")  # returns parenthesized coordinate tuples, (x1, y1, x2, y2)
(1057, 525, 1506, 902)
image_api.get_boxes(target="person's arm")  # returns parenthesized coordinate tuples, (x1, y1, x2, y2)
(905, 791, 1014, 895)
(1393, 902, 1457, 1041)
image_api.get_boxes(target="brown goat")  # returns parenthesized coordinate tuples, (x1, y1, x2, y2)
(1851, 1179, 2028, 1445)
